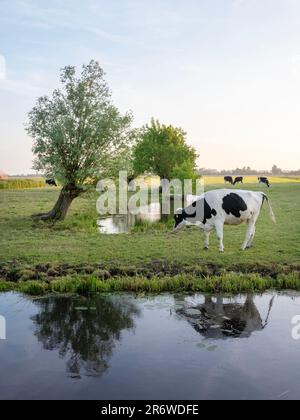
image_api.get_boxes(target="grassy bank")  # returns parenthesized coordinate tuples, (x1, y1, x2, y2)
(0, 272, 300, 296)
(0, 181, 299, 295)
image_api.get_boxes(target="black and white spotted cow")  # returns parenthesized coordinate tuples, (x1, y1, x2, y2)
(224, 176, 234, 185)
(258, 177, 270, 188)
(233, 176, 244, 185)
(173, 189, 276, 252)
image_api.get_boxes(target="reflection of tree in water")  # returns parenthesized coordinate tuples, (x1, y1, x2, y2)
(112, 214, 135, 231)
(177, 294, 274, 340)
(32, 295, 139, 378)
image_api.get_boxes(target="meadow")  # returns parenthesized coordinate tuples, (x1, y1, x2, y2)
(0, 178, 45, 189)
(204, 175, 300, 185)
(0, 177, 299, 294)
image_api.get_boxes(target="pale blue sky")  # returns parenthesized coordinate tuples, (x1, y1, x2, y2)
(1, 0, 300, 174)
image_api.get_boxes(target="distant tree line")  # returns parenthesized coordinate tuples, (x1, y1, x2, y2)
(199, 165, 300, 176)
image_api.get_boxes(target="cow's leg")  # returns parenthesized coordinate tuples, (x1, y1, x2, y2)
(204, 230, 211, 250)
(246, 225, 256, 248)
(241, 220, 256, 250)
(215, 222, 225, 253)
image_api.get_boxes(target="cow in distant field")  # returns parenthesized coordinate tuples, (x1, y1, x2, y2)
(258, 177, 270, 188)
(45, 179, 57, 187)
(173, 189, 276, 252)
(233, 176, 244, 185)
(224, 176, 234, 185)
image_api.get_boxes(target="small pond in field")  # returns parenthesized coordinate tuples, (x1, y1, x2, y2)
(1, 291, 300, 400)
(97, 202, 173, 234)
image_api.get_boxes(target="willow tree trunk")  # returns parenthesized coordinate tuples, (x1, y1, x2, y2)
(32, 183, 82, 222)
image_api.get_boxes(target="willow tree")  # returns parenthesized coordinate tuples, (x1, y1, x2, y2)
(27, 61, 134, 221)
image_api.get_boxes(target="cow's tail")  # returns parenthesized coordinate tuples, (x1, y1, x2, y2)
(262, 194, 276, 224)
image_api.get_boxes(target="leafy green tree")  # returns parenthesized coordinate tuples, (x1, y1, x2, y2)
(100, 143, 135, 181)
(171, 161, 198, 181)
(132, 119, 197, 181)
(26, 60, 134, 221)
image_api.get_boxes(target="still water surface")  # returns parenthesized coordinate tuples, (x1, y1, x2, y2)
(0, 291, 300, 400)
(98, 202, 173, 234)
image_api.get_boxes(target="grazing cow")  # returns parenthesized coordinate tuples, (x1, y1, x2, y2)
(173, 189, 276, 252)
(233, 176, 244, 185)
(258, 177, 270, 188)
(45, 179, 57, 187)
(224, 176, 234, 185)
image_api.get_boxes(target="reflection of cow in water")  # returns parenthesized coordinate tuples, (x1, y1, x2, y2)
(177, 294, 274, 339)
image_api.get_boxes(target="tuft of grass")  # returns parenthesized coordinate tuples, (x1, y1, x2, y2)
(131, 219, 173, 233)
(17, 281, 49, 296)
(276, 271, 300, 290)
(0, 281, 15, 292)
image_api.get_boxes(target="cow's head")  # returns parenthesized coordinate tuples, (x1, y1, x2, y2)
(173, 209, 186, 232)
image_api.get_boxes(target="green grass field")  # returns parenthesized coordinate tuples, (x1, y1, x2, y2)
(0, 179, 299, 294)
(0, 178, 46, 189)
(203, 175, 300, 185)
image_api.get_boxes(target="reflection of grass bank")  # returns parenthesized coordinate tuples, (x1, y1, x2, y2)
(1, 272, 300, 296)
